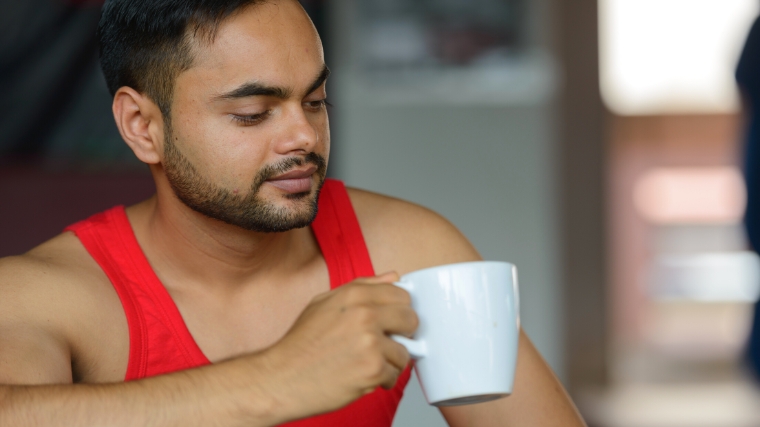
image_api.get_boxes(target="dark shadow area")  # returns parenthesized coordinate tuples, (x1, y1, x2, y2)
(0, 0, 331, 255)
(0, 169, 155, 256)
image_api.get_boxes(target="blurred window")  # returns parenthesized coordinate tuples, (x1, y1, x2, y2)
(359, 0, 524, 69)
(599, 0, 759, 115)
(633, 167, 745, 224)
(351, 0, 555, 105)
(632, 166, 758, 302)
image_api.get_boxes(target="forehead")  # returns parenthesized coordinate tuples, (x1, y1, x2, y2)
(178, 0, 324, 96)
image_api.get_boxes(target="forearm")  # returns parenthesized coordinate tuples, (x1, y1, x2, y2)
(0, 356, 283, 427)
(0, 277, 416, 426)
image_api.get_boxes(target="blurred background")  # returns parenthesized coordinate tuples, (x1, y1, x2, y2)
(2, 0, 760, 426)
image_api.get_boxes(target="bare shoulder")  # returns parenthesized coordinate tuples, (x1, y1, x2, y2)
(0, 232, 130, 383)
(346, 187, 480, 275)
(0, 233, 109, 329)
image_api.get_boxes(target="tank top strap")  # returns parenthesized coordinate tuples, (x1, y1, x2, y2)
(312, 179, 375, 288)
(65, 207, 210, 380)
(66, 183, 410, 425)
(280, 179, 412, 427)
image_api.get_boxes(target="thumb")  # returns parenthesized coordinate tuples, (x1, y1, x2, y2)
(365, 271, 400, 283)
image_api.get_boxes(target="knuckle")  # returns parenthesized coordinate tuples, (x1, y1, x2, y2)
(405, 308, 419, 331)
(352, 305, 377, 326)
(362, 354, 386, 379)
(342, 284, 367, 304)
(358, 331, 381, 352)
(396, 288, 412, 305)
(398, 343, 412, 366)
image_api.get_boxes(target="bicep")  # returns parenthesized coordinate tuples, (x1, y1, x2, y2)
(439, 330, 586, 427)
(356, 195, 482, 275)
(0, 321, 73, 385)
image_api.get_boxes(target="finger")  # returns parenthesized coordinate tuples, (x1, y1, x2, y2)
(377, 359, 403, 390)
(374, 305, 419, 337)
(360, 271, 400, 284)
(339, 282, 411, 306)
(380, 335, 413, 374)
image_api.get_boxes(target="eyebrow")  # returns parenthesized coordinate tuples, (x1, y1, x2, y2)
(214, 65, 331, 101)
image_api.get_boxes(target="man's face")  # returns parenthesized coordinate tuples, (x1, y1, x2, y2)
(162, 0, 329, 232)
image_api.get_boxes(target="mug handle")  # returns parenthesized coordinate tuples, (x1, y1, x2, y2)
(392, 335, 427, 359)
(391, 280, 428, 359)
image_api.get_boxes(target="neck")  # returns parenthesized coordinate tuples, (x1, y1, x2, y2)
(127, 190, 318, 293)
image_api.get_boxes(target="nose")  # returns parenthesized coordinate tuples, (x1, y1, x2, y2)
(273, 104, 320, 155)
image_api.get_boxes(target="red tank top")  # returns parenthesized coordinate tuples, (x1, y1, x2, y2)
(65, 179, 411, 426)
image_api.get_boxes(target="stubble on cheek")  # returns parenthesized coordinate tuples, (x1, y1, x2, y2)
(162, 125, 328, 232)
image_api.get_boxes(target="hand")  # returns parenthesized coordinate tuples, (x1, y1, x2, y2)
(257, 272, 418, 420)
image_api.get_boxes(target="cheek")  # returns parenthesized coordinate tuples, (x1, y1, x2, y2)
(210, 126, 273, 187)
(173, 116, 271, 189)
(311, 113, 330, 152)
(322, 122, 331, 158)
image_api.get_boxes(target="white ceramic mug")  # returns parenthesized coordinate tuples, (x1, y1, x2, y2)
(393, 261, 520, 406)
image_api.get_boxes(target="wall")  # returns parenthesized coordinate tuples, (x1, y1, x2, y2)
(335, 103, 561, 426)
(326, 2, 562, 425)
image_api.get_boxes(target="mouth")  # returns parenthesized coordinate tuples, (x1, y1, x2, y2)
(265, 165, 318, 193)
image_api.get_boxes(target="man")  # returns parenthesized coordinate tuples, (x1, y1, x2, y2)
(737, 15, 760, 379)
(0, 0, 586, 425)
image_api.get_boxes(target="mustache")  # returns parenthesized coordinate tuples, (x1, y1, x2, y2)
(252, 152, 327, 188)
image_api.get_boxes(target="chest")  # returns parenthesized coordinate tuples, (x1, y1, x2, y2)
(168, 270, 330, 363)
(74, 267, 330, 383)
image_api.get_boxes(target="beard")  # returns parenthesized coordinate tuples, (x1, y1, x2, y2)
(162, 124, 327, 233)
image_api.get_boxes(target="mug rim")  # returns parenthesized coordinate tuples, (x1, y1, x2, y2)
(400, 260, 515, 281)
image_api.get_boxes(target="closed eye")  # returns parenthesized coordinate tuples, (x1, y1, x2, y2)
(305, 99, 332, 111)
(231, 110, 271, 126)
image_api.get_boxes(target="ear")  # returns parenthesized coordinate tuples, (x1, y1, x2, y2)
(112, 87, 166, 165)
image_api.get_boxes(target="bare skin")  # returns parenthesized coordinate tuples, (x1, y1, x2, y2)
(0, 1, 585, 426)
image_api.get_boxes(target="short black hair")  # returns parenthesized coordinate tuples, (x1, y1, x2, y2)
(98, 0, 263, 117)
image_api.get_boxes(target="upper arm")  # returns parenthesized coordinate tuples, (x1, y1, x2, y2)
(0, 256, 73, 385)
(348, 188, 585, 426)
(347, 187, 481, 275)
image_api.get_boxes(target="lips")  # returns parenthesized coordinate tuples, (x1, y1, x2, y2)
(266, 165, 317, 193)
